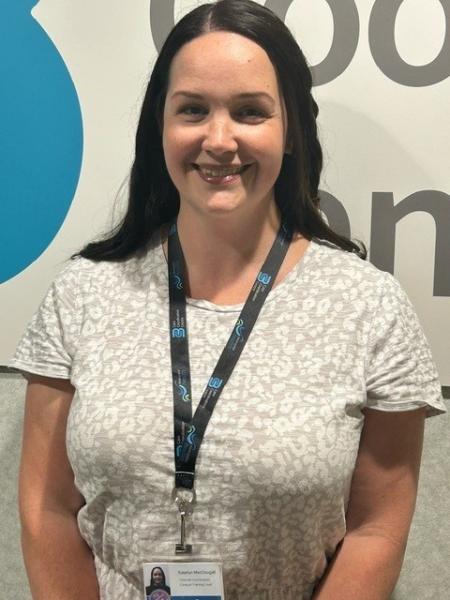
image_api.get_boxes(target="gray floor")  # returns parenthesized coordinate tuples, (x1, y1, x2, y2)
(1, 374, 449, 599)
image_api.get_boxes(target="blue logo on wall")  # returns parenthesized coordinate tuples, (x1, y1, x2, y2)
(0, 2, 83, 284)
(257, 272, 272, 285)
(208, 377, 223, 390)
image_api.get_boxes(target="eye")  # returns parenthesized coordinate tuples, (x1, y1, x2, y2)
(178, 105, 207, 119)
(237, 106, 268, 121)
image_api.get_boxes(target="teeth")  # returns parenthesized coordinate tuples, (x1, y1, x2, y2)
(200, 165, 245, 177)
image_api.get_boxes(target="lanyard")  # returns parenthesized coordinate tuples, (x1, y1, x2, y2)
(167, 219, 292, 551)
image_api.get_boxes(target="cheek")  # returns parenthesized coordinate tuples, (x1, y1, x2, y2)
(251, 127, 285, 166)
(256, 141, 285, 180)
(163, 129, 197, 171)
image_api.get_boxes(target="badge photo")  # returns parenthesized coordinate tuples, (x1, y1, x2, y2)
(142, 562, 224, 600)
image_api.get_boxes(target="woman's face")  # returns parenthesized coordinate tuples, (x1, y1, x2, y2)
(162, 31, 289, 219)
(153, 568, 163, 584)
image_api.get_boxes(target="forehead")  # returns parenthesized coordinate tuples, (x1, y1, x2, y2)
(167, 31, 280, 97)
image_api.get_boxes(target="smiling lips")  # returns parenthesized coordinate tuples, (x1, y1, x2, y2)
(194, 163, 251, 185)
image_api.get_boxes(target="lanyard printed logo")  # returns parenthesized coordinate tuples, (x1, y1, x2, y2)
(257, 272, 272, 285)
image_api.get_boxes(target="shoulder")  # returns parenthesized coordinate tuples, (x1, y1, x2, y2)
(303, 238, 414, 330)
(309, 237, 396, 298)
(55, 235, 164, 299)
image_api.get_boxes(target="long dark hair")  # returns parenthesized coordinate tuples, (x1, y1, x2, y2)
(76, 0, 365, 261)
(150, 566, 167, 588)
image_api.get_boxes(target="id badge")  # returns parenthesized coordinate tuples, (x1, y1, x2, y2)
(142, 561, 225, 600)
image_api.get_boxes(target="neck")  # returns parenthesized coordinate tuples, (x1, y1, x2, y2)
(162, 201, 310, 305)
(176, 202, 281, 292)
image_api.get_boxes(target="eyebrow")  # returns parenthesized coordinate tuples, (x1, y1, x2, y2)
(170, 90, 276, 106)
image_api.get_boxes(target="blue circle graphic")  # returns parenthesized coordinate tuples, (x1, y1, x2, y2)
(0, 2, 83, 284)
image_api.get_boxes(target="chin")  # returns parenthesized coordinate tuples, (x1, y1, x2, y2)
(203, 203, 250, 217)
(180, 189, 272, 220)
(197, 195, 247, 216)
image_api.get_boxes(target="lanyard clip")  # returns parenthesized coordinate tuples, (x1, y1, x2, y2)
(172, 487, 196, 555)
(172, 486, 196, 515)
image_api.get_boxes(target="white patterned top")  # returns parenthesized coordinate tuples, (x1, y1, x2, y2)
(11, 235, 446, 600)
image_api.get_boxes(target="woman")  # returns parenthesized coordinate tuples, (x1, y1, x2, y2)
(12, 1, 446, 599)
(145, 566, 171, 599)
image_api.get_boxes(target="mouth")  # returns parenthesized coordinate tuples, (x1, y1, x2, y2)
(194, 164, 250, 176)
(192, 163, 252, 185)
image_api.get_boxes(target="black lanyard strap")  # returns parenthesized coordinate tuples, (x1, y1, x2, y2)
(168, 220, 293, 490)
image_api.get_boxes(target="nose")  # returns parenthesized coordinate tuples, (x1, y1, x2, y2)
(201, 113, 238, 155)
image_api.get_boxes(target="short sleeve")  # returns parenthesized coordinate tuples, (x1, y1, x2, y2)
(365, 272, 446, 418)
(9, 259, 84, 380)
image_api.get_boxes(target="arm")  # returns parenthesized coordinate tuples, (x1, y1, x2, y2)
(313, 406, 426, 600)
(19, 375, 99, 600)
